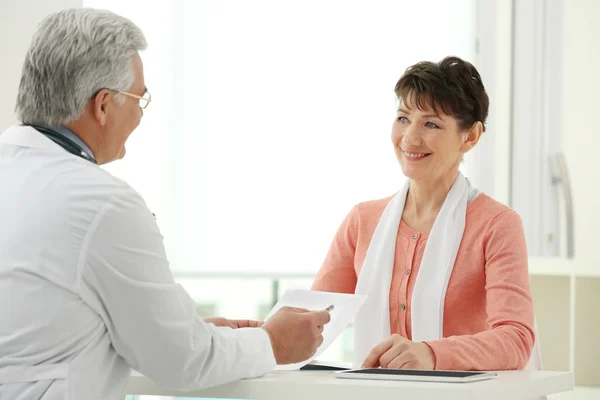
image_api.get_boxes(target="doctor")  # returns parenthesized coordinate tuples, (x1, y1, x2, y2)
(0, 8, 329, 400)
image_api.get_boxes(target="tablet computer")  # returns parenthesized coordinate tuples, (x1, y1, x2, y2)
(334, 368, 497, 383)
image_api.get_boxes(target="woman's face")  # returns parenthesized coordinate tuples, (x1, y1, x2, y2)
(391, 98, 468, 183)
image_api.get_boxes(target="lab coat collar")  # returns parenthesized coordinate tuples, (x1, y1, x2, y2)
(0, 124, 68, 153)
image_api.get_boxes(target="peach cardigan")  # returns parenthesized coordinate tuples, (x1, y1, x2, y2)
(312, 194, 535, 370)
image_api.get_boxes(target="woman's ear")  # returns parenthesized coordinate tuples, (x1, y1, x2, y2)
(461, 121, 483, 153)
(93, 89, 112, 127)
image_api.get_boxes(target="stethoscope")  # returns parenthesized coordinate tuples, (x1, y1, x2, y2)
(26, 124, 97, 164)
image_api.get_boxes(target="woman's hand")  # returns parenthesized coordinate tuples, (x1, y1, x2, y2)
(362, 334, 435, 369)
(204, 317, 263, 329)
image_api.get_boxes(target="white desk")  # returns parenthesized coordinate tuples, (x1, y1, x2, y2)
(127, 370, 574, 400)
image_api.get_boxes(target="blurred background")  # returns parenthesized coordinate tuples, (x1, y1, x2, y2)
(1, 0, 599, 399)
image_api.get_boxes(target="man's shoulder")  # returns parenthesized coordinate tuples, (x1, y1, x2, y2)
(58, 162, 141, 201)
(40, 160, 148, 224)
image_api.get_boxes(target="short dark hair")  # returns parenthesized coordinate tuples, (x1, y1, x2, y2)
(395, 56, 489, 132)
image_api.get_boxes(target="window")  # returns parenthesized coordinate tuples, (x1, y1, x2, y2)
(85, 0, 476, 275)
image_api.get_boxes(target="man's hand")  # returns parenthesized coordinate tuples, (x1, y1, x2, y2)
(204, 317, 263, 329)
(361, 334, 435, 370)
(261, 306, 331, 365)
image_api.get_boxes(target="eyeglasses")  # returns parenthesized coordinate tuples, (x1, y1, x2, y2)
(117, 90, 152, 110)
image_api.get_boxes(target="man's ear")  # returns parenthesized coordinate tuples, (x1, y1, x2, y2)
(461, 121, 483, 153)
(93, 89, 112, 127)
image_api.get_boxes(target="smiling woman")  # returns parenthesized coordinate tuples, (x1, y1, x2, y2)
(392, 57, 488, 196)
(312, 56, 541, 372)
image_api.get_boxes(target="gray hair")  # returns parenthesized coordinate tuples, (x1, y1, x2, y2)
(16, 8, 147, 126)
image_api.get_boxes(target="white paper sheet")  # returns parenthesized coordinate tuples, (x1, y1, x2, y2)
(265, 289, 367, 370)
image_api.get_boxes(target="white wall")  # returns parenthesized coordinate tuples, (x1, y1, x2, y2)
(0, 0, 82, 131)
(562, 0, 600, 260)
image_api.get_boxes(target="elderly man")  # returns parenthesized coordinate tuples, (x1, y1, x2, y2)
(0, 8, 329, 400)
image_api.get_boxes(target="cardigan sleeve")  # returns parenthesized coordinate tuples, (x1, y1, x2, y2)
(311, 205, 360, 294)
(425, 209, 536, 370)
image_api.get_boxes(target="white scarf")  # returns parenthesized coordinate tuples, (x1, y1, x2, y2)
(353, 172, 542, 374)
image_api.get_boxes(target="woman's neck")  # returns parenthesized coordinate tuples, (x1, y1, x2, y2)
(405, 169, 460, 219)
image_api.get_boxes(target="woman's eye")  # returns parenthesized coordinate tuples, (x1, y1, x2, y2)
(425, 122, 439, 129)
(397, 116, 409, 123)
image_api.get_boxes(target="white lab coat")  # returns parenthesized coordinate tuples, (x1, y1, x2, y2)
(0, 125, 276, 400)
